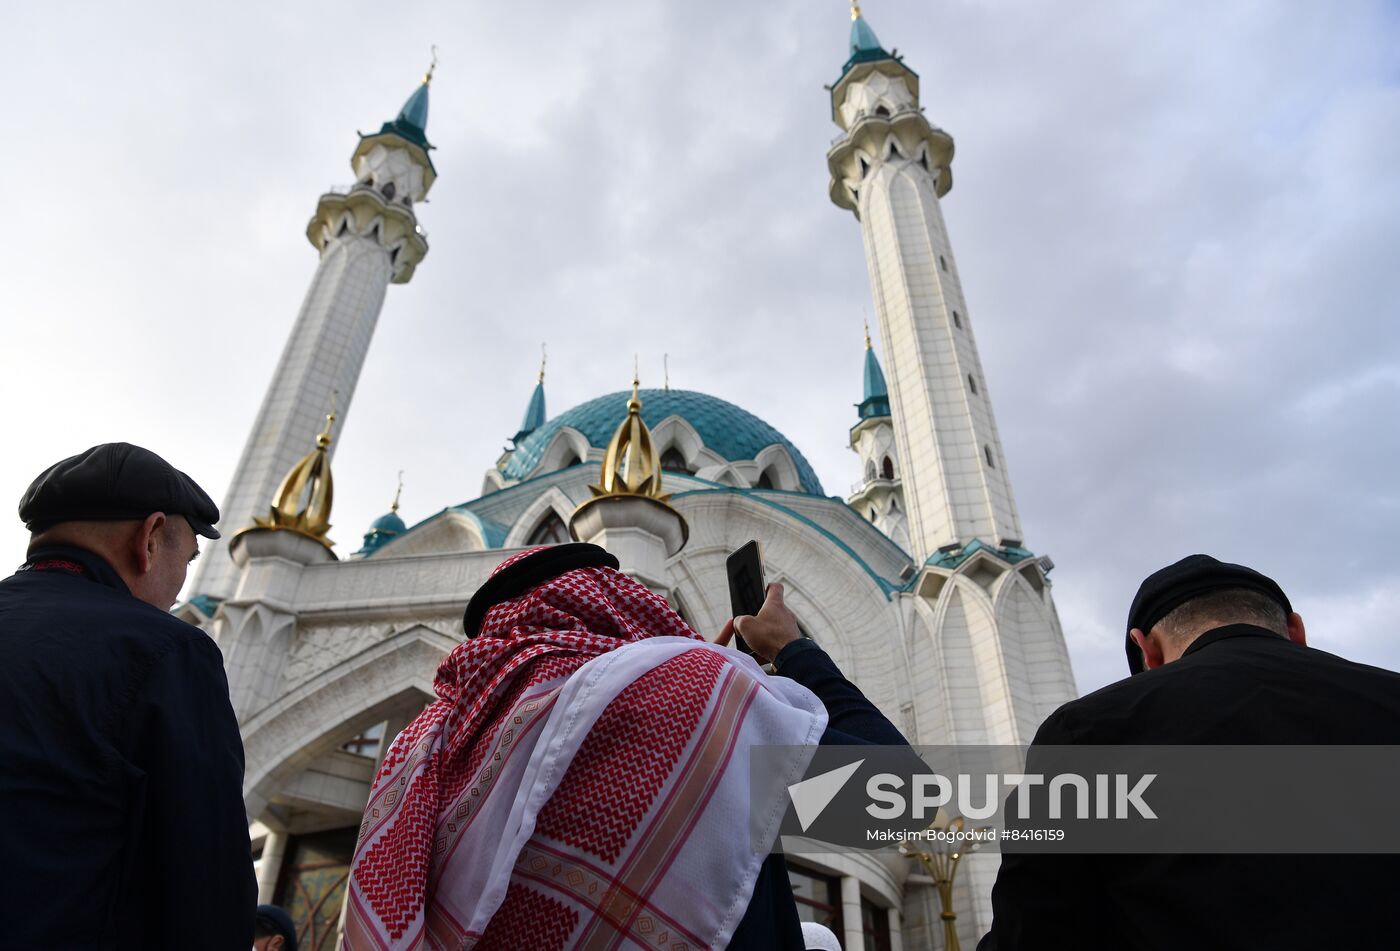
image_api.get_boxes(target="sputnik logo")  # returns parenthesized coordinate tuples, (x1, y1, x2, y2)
(787, 759, 865, 832)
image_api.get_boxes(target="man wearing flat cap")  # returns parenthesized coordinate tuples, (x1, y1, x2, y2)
(0, 443, 256, 948)
(979, 554, 1400, 950)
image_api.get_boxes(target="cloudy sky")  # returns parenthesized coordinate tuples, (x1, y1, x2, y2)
(2, 1, 1396, 693)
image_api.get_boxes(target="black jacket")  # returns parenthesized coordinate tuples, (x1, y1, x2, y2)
(979, 624, 1400, 951)
(0, 545, 256, 950)
(730, 638, 909, 950)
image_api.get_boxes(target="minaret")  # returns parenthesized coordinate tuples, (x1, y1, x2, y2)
(829, 12, 1078, 942)
(827, 6, 1022, 563)
(192, 64, 438, 599)
(848, 323, 910, 552)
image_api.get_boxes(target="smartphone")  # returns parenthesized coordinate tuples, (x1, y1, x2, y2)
(726, 540, 765, 657)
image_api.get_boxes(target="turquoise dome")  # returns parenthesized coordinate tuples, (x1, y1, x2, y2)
(370, 511, 407, 534)
(500, 389, 824, 495)
(357, 509, 407, 556)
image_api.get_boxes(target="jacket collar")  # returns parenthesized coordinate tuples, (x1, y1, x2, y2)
(19, 544, 131, 595)
(1181, 623, 1287, 658)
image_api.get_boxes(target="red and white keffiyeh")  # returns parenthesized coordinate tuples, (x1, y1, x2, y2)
(341, 549, 826, 950)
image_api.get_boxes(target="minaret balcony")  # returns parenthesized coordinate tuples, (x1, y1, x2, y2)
(307, 185, 430, 282)
(847, 476, 902, 514)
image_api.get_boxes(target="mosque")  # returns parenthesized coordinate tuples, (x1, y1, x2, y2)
(179, 6, 1078, 949)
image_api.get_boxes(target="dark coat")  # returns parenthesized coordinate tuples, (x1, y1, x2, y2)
(0, 545, 256, 950)
(979, 624, 1400, 951)
(729, 638, 909, 950)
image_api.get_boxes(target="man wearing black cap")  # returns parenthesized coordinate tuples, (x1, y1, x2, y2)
(978, 554, 1400, 950)
(0, 443, 256, 948)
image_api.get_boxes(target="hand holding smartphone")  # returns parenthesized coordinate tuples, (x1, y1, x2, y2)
(725, 540, 765, 658)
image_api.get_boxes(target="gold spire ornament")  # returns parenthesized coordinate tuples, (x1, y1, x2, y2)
(250, 403, 338, 548)
(592, 374, 668, 501)
(864, 317, 873, 350)
(569, 373, 689, 553)
(424, 45, 438, 85)
(852, 0, 863, 21)
(391, 470, 404, 513)
(538, 342, 547, 385)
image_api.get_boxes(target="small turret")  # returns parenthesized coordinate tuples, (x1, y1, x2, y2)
(356, 473, 407, 556)
(848, 325, 908, 551)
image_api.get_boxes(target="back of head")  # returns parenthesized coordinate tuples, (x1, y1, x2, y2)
(1154, 586, 1288, 643)
(1125, 553, 1293, 675)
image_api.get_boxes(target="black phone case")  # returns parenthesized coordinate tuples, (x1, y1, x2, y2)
(726, 541, 765, 657)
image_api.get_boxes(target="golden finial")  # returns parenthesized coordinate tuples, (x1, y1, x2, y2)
(538, 342, 547, 384)
(591, 371, 666, 501)
(568, 368, 689, 553)
(424, 45, 438, 85)
(251, 393, 338, 548)
(315, 399, 337, 449)
(864, 317, 872, 350)
(391, 470, 404, 513)
(852, 0, 863, 21)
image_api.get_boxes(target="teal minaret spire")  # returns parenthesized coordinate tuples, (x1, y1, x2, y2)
(513, 346, 548, 444)
(858, 322, 891, 420)
(846, 1, 892, 71)
(373, 60, 434, 155)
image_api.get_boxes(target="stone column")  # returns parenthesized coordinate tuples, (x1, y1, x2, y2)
(841, 874, 866, 951)
(256, 829, 288, 904)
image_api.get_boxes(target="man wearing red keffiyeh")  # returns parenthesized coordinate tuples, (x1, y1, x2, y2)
(342, 543, 909, 950)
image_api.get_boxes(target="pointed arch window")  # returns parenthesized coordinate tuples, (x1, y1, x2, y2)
(757, 469, 776, 490)
(881, 456, 895, 480)
(527, 510, 570, 546)
(889, 497, 899, 513)
(864, 460, 877, 482)
(661, 448, 693, 474)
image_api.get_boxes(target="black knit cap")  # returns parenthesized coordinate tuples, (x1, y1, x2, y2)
(18, 443, 220, 539)
(463, 542, 620, 638)
(1125, 553, 1292, 675)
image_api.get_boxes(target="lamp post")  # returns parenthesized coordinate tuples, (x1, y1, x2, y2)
(900, 812, 989, 951)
